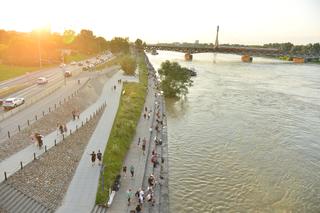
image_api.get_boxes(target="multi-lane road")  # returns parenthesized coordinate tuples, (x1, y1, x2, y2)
(0, 53, 116, 143)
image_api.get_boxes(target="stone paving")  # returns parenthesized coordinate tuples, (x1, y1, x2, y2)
(6, 108, 104, 210)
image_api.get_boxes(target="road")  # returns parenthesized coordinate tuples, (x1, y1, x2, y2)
(0, 53, 112, 89)
(0, 63, 119, 144)
(0, 53, 113, 117)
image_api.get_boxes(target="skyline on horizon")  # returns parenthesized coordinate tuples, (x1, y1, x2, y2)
(0, 0, 319, 45)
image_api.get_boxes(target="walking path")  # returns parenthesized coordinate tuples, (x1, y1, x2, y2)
(106, 72, 157, 213)
(106, 58, 168, 213)
(0, 69, 121, 183)
(56, 72, 138, 213)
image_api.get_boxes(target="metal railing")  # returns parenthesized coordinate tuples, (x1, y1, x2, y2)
(2, 102, 107, 182)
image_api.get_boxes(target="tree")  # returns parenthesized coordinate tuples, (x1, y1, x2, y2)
(62, 29, 76, 45)
(135, 38, 143, 51)
(120, 55, 137, 75)
(110, 37, 129, 54)
(158, 60, 193, 98)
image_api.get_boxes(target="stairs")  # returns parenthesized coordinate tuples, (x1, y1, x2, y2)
(91, 205, 108, 213)
(0, 182, 53, 213)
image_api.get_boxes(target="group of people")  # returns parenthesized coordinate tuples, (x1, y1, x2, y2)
(90, 150, 103, 166)
(30, 132, 44, 149)
(127, 173, 157, 209)
(143, 106, 152, 120)
(71, 109, 80, 121)
(122, 165, 135, 178)
(118, 59, 166, 212)
(56, 122, 68, 135)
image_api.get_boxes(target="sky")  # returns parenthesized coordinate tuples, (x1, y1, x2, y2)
(0, 0, 319, 45)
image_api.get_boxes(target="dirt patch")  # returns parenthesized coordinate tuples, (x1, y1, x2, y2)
(0, 71, 115, 161)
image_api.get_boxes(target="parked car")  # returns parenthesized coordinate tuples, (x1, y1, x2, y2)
(64, 71, 72, 77)
(70, 61, 77, 65)
(3, 97, 25, 110)
(36, 77, 48, 84)
(78, 62, 83, 66)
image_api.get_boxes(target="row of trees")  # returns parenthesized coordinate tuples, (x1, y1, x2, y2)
(0, 29, 141, 66)
(263, 42, 320, 55)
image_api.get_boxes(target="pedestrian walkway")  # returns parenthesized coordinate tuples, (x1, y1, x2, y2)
(106, 77, 156, 213)
(56, 71, 138, 213)
(0, 70, 121, 183)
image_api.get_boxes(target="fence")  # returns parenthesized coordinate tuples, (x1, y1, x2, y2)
(2, 101, 107, 182)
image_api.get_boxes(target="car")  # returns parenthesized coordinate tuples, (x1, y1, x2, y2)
(70, 61, 77, 65)
(60, 63, 66, 68)
(64, 71, 72, 77)
(36, 77, 48, 84)
(78, 62, 83, 66)
(2, 97, 25, 110)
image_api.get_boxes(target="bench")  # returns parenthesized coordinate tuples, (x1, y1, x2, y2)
(107, 190, 116, 207)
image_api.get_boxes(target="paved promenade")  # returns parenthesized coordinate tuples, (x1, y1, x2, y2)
(57, 72, 138, 213)
(0, 70, 121, 183)
(107, 72, 156, 213)
(107, 59, 168, 213)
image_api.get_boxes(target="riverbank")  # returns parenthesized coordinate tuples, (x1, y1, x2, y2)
(95, 54, 148, 204)
(94, 54, 169, 213)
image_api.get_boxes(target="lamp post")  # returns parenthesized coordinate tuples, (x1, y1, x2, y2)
(37, 31, 42, 68)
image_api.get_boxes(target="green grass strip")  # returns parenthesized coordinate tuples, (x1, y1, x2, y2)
(95, 55, 148, 204)
(0, 64, 39, 82)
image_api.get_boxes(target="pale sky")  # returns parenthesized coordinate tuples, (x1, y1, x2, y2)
(0, 0, 319, 45)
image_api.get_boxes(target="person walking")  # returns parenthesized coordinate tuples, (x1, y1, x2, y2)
(97, 150, 102, 165)
(72, 110, 76, 120)
(63, 123, 68, 133)
(127, 188, 132, 206)
(142, 139, 146, 155)
(90, 151, 96, 166)
(130, 165, 135, 177)
(135, 204, 142, 213)
(122, 165, 127, 177)
(138, 137, 141, 146)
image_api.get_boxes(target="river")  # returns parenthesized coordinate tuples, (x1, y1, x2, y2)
(147, 51, 320, 213)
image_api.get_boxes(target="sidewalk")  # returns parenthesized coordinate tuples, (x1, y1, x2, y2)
(106, 74, 156, 213)
(56, 71, 138, 213)
(0, 70, 121, 183)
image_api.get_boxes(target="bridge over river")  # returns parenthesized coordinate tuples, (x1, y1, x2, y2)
(146, 26, 319, 63)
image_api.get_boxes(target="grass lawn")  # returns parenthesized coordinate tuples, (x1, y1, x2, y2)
(95, 54, 147, 204)
(0, 64, 39, 82)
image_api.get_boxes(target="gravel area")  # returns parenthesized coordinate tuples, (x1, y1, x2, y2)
(7, 108, 104, 210)
(0, 72, 113, 161)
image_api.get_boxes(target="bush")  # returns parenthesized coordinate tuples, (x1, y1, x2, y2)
(120, 55, 137, 75)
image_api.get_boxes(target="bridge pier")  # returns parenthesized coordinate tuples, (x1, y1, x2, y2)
(241, 54, 253, 63)
(185, 53, 193, 61)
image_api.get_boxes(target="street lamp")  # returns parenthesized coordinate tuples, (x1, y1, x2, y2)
(37, 31, 42, 68)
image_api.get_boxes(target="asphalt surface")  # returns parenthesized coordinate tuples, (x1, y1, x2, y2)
(0, 64, 119, 144)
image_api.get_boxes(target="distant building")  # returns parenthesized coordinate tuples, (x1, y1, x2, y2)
(195, 40, 199, 44)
